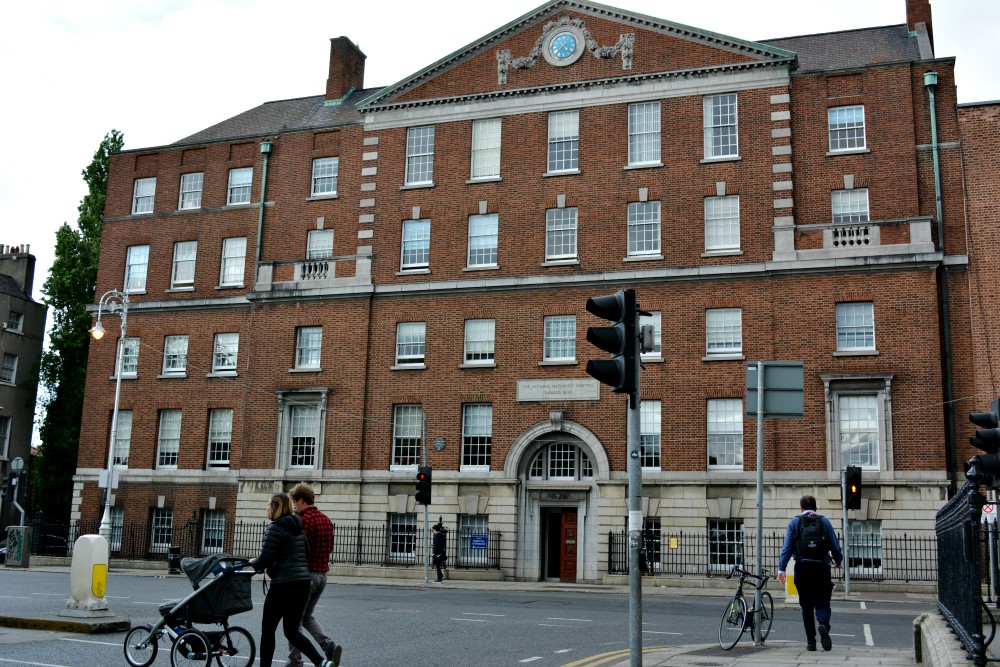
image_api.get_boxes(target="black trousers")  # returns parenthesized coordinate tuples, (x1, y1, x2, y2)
(260, 580, 323, 667)
(794, 560, 834, 642)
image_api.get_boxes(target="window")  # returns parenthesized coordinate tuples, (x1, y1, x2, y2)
(220, 237, 247, 287)
(461, 403, 492, 470)
(847, 520, 882, 575)
(207, 408, 232, 468)
(227, 167, 253, 205)
(178, 172, 203, 210)
(109, 506, 123, 552)
(213, 333, 239, 372)
(463, 319, 495, 365)
(171, 241, 197, 288)
(543, 315, 575, 362)
(467, 213, 498, 268)
(707, 399, 743, 469)
(836, 302, 875, 351)
(295, 327, 322, 369)
(706, 308, 742, 356)
(150, 508, 173, 553)
(0, 353, 16, 383)
(708, 519, 744, 571)
(6, 311, 23, 333)
(832, 188, 869, 224)
(395, 322, 426, 366)
(162, 335, 188, 374)
(705, 195, 740, 252)
(124, 245, 149, 293)
(401, 219, 430, 270)
(829, 105, 866, 151)
(307, 229, 334, 260)
(405, 126, 434, 185)
(628, 101, 661, 165)
(120, 337, 139, 377)
(640, 312, 661, 359)
(640, 400, 661, 469)
(289, 404, 318, 468)
(157, 409, 181, 469)
(202, 510, 225, 554)
(547, 110, 579, 172)
(704, 94, 738, 159)
(311, 157, 339, 196)
(0, 416, 10, 459)
(459, 515, 490, 565)
(387, 513, 417, 563)
(527, 443, 593, 480)
(839, 394, 879, 469)
(642, 517, 662, 574)
(113, 410, 132, 467)
(132, 177, 156, 214)
(471, 118, 501, 179)
(545, 208, 578, 260)
(627, 201, 661, 257)
(392, 405, 422, 467)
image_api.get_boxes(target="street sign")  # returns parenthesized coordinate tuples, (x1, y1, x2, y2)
(983, 503, 996, 523)
(470, 534, 488, 550)
(746, 361, 804, 418)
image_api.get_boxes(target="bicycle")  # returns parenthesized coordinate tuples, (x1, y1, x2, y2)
(718, 564, 773, 650)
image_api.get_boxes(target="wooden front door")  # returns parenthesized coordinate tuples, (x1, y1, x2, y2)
(559, 509, 578, 582)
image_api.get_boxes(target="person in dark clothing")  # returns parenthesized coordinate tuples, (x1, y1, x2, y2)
(252, 492, 334, 667)
(432, 523, 447, 583)
(777, 495, 843, 652)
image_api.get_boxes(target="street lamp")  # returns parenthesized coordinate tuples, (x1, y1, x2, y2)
(89, 289, 129, 541)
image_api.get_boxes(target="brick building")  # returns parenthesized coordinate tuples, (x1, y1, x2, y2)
(76, 0, 987, 582)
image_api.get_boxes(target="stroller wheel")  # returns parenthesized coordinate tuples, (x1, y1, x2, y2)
(170, 627, 212, 667)
(216, 625, 256, 667)
(123, 624, 158, 667)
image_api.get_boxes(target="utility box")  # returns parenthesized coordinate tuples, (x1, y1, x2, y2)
(5, 526, 32, 568)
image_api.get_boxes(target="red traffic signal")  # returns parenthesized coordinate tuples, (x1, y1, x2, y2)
(415, 466, 433, 505)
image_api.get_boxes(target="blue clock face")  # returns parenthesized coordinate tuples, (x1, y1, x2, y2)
(549, 31, 578, 60)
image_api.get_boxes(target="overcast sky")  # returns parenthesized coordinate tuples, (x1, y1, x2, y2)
(0, 0, 996, 320)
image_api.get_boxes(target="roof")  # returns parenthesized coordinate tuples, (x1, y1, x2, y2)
(0, 274, 30, 301)
(761, 25, 920, 73)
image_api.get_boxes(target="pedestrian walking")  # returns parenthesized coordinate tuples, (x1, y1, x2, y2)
(777, 495, 843, 652)
(432, 523, 447, 583)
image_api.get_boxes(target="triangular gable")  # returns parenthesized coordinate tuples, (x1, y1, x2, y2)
(359, 0, 796, 111)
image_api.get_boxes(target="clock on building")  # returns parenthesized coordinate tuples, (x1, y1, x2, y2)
(543, 25, 585, 66)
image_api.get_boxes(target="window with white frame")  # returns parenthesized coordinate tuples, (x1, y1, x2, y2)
(836, 302, 875, 351)
(828, 105, 866, 152)
(220, 237, 247, 287)
(150, 508, 173, 553)
(0, 353, 16, 384)
(459, 515, 489, 565)
(289, 404, 318, 468)
(0, 416, 10, 459)
(838, 393, 880, 469)
(392, 405, 422, 467)
(202, 510, 225, 554)
(527, 443, 593, 480)
(6, 311, 23, 333)
(628, 101, 661, 165)
(295, 326, 322, 369)
(547, 110, 579, 172)
(395, 322, 426, 366)
(388, 513, 417, 563)
(640, 400, 661, 469)
(120, 337, 139, 377)
(162, 335, 188, 374)
(463, 319, 495, 365)
(467, 213, 498, 268)
(213, 333, 239, 372)
(178, 172, 203, 210)
(207, 408, 232, 468)
(545, 208, 578, 260)
(543, 315, 575, 362)
(471, 118, 501, 179)
(705, 195, 740, 251)
(703, 94, 738, 159)
(832, 189, 869, 224)
(113, 410, 132, 467)
(124, 245, 149, 293)
(307, 229, 334, 259)
(227, 167, 253, 205)
(109, 506, 123, 552)
(847, 520, 882, 573)
(157, 409, 181, 469)
(311, 157, 339, 196)
(627, 201, 661, 257)
(405, 126, 435, 185)
(462, 403, 492, 469)
(132, 177, 156, 214)
(171, 241, 197, 288)
(707, 398, 743, 469)
(706, 308, 742, 356)
(401, 219, 430, 270)
(640, 312, 661, 359)
(708, 519, 744, 570)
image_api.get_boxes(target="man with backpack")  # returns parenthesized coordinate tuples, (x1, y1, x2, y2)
(777, 495, 843, 652)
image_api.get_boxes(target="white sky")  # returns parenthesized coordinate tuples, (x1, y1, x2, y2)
(0, 0, 996, 323)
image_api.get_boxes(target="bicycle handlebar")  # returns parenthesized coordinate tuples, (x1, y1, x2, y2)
(727, 564, 771, 582)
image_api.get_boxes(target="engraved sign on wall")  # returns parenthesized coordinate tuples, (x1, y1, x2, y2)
(517, 378, 600, 402)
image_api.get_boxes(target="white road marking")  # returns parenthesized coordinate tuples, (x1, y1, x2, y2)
(642, 630, 682, 635)
(547, 617, 592, 622)
(539, 623, 581, 628)
(60, 638, 119, 646)
(463, 612, 505, 617)
(33, 593, 64, 597)
(0, 596, 32, 599)
(519, 658, 543, 663)
(554, 649, 572, 653)
(864, 623, 874, 646)
(451, 617, 487, 622)
(0, 660, 69, 667)
(860, 601, 867, 610)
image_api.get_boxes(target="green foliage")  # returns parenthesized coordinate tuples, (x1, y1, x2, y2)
(33, 130, 124, 522)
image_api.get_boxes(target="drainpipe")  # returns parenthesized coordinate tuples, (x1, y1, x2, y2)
(255, 141, 272, 270)
(924, 71, 957, 495)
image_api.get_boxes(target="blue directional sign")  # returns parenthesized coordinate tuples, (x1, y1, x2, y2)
(470, 534, 488, 550)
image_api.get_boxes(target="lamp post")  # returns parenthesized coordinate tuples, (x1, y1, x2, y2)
(89, 289, 129, 541)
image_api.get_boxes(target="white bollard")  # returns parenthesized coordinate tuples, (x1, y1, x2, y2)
(784, 555, 799, 605)
(60, 534, 112, 617)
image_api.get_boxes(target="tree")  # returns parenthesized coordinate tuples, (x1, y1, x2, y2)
(33, 130, 124, 522)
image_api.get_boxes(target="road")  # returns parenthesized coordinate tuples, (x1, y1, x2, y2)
(0, 569, 930, 666)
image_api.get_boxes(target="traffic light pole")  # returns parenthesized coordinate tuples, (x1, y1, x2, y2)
(752, 361, 764, 645)
(423, 413, 430, 584)
(842, 469, 851, 595)
(627, 345, 643, 667)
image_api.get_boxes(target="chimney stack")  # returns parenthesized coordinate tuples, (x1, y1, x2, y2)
(906, 0, 934, 53)
(326, 37, 366, 102)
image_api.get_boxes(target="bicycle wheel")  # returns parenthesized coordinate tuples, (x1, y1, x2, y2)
(215, 625, 256, 667)
(718, 595, 748, 650)
(123, 624, 158, 667)
(758, 591, 774, 641)
(171, 628, 213, 667)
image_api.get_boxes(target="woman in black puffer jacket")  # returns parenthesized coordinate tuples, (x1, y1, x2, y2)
(253, 492, 333, 667)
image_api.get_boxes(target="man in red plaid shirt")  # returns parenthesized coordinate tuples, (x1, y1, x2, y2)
(288, 482, 341, 667)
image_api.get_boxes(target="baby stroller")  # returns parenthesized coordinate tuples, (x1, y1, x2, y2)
(123, 554, 257, 667)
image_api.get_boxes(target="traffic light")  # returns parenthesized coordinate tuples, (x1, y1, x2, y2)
(970, 398, 1000, 454)
(415, 466, 433, 505)
(845, 466, 862, 510)
(585, 289, 637, 402)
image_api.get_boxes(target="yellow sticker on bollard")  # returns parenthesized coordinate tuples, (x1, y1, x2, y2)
(92, 564, 107, 599)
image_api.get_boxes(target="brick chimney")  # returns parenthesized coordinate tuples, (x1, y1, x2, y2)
(906, 0, 934, 52)
(326, 37, 366, 101)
